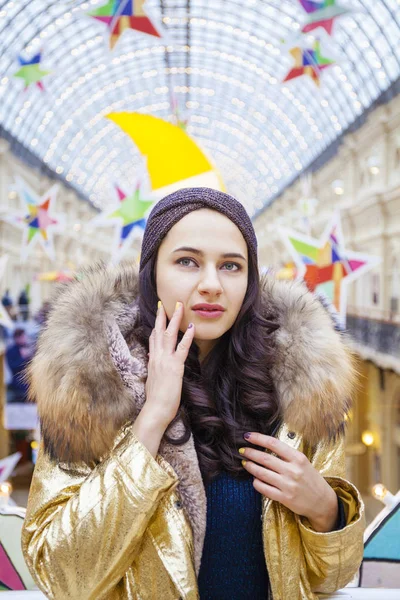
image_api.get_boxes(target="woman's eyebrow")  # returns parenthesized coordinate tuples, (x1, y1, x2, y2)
(172, 246, 247, 261)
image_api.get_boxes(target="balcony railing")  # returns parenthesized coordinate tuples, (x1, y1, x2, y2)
(346, 309, 400, 360)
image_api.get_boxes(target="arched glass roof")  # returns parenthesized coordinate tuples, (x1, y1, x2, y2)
(0, 0, 399, 215)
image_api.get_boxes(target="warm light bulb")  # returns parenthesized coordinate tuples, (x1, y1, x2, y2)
(372, 483, 398, 507)
(361, 430, 375, 447)
(0, 481, 12, 495)
(372, 483, 387, 501)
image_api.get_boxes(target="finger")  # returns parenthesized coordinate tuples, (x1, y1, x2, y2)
(154, 301, 167, 333)
(163, 301, 184, 352)
(253, 477, 285, 503)
(243, 432, 298, 462)
(242, 459, 284, 489)
(176, 323, 195, 361)
(239, 448, 286, 474)
(153, 302, 167, 352)
(148, 333, 154, 355)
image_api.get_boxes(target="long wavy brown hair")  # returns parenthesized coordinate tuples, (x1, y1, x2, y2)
(137, 247, 281, 482)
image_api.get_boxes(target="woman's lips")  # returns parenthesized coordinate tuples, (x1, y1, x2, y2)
(192, 309, 224, 319)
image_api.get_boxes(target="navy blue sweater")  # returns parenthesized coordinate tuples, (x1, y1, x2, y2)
(197, 470, 346, 599)
(198, 471, 269, 599)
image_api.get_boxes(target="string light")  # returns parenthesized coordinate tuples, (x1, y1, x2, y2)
(361, 430, 375, 447)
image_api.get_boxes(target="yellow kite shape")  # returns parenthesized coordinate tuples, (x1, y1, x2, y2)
(107, 112, 224, 193)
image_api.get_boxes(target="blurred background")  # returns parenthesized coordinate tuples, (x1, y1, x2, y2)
(0, 0, 399, 582)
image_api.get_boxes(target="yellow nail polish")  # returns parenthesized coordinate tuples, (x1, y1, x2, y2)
(175, 301, 181, 310)
(157, 301, 162, 309)
(241, 459, 247, 467)
(238, 448, 245, 455)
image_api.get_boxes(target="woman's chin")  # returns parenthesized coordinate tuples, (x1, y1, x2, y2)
(192, 322, 230, 341)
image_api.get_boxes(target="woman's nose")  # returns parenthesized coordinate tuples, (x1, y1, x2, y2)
(197, 268, 223, 295)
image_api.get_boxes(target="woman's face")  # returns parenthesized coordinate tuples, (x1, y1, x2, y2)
(155, 208, 249, 359)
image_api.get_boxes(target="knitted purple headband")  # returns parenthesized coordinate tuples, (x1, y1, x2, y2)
(139, 187, 257, 272)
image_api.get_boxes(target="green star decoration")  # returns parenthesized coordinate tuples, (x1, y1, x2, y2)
(109, 186, 152, 226)
(13, 52, 51, 90)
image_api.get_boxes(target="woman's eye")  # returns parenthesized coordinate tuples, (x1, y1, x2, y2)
(223, 262, 240, 271)
(178, 258, 196, 267)
(177, 259, 240, 271)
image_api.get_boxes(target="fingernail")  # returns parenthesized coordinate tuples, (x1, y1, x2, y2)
(157, 300, 162, 309)
(188, 323, 193, 329)
(175, 301, 182, 311)
(243, 432, 251, 440)
(241, 459, 247, 467)
(238, 447, 245, 455)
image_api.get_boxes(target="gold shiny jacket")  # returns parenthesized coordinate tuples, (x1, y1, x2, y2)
(22, 264, 365, 600)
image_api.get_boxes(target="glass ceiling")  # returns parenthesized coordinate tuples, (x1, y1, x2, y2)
(0, 0, 399, 216)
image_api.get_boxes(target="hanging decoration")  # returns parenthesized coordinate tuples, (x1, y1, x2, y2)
(279, 212, 381, 325)
(283, 40, 335, 86)
(0, 505, 36, 591)
(297, 0, 353, 36)
(0, 454, 21, 485)
(0, 255, 13, 330)
(2, 178, 65, 262)
(276, 262, 298, 281)
(107, 112, 225, 198)
(89, 182, 154, 263)
(35, 270, 75, 283)
(87, 0, 162, 50)
(13, 51, 51, 91)
(357, 487, 400, 588)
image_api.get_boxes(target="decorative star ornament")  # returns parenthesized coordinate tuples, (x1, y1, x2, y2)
(0, 255, 13, 330)
(0, 453, 21, 485)
(283, 40, 335, 86)
(279, 212, 381, 326)
(89, 182, 155, 262)
(298, 0, 352, 35)
(3, 178, 65, 262)
(13, 52, 51, 91)
(87, 0, 162, 50)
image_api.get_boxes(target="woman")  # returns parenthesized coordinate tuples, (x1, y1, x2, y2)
(22, 187, 365, 600)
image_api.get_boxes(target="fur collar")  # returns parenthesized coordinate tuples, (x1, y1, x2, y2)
(30, 261, 356, 463)
(29, 262, 356, 573)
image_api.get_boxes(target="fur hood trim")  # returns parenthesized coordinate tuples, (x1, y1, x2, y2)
(29, 263, 357, 465)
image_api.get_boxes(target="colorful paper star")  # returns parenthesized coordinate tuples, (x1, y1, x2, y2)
(298, 0, 352, 35)
(279, 212, 381, 325)
(3, 178, 65, 262)
(87, 0, 162, 50)
(13, 52, 51, 91)
(283, 40, 335, 86)
(89, 182, 155, 262)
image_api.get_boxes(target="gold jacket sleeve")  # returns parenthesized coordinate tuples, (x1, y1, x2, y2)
(297, 436, 365, 594)
(21, 424, 179, 600)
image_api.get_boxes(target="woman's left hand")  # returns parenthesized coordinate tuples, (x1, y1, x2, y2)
(240, 432, 339, 533)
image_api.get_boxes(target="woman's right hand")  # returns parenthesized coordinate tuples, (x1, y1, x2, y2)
(144, 301, 195, 430)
